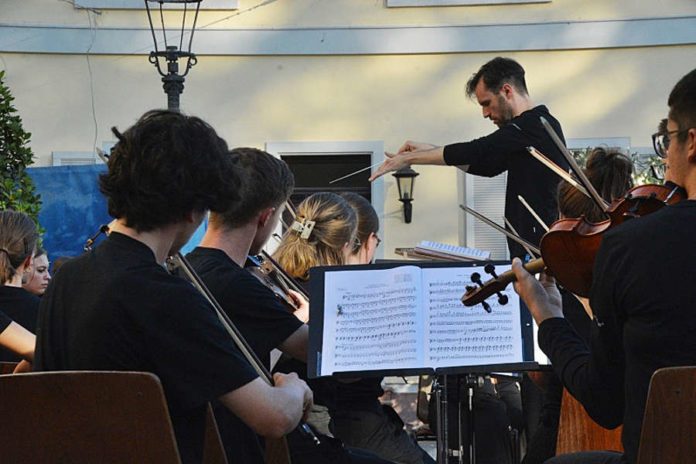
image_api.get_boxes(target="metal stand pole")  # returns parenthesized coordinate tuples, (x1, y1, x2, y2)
(463, 374, 484, 464)
(434, 375, 449, 464)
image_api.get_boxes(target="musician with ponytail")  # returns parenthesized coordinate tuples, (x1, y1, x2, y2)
(275, 192, 433, 464)
(0, 210, 39, 369)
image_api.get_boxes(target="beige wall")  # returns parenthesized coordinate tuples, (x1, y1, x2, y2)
(4, 0, 696, 27)
(1, 0, 695, 256)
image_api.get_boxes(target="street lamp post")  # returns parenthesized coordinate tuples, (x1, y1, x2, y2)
(144, 0, 201, 112)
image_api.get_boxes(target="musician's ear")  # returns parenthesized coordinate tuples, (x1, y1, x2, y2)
(686, 128, 696, 162)
(258, 207, 275, 228)
(341, 241, 353, 262)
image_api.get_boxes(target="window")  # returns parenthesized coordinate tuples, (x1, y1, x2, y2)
(265, 141, 385, 259)
(51, 151, 104, 166)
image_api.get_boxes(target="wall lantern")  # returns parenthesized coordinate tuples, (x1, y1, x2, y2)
(144, 0, 201, 112)
(392, 166, 419, 224)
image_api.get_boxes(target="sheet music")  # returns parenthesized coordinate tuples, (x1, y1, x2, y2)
(417, 240, 491, 261)
(320, 266, 424, 375)
(422, 266, 523, 369)
(314, 263, 531, 377)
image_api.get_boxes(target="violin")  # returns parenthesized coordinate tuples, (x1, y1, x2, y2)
(540, 183, 685, 297)
(245, 254, 300, 311)
(462, 183, 685, 306)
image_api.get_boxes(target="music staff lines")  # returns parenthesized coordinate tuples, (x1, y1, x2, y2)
(336, 311, 417, 326)
(340, 287, 416, 302)
(337, 295, 418, 311)
(429, 335, 513, 346)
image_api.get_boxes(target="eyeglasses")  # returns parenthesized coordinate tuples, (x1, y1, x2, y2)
(373, 234, 382, 248)
(652, 129, 689, 158)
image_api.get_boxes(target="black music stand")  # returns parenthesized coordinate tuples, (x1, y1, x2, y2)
(307, 260, 540, 464)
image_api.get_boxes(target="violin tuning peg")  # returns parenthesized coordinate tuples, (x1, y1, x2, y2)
(497, 294, 509, 306)
(484, 263, 495, 275)
(481, 301, 492, 313)
(471, 272, 482, 285)
(465, 285, 476, 293)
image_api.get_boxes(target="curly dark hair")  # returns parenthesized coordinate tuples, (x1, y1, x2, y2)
(668, 68, 696, 143)
(466, 57, 528, 98)
(210, 147, 294, 229)
(99, 110, 239, 231)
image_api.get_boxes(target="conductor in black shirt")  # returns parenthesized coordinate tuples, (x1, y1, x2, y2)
(35, 111, 313, 464)
(370, 56, 568, 259)
(512, 67, 696, 464)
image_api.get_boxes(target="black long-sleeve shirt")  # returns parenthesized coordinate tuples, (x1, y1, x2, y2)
(538, 200, 696, 464)
(443, 105, 568, 258)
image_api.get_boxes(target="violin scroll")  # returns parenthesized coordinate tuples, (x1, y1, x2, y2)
(461, 258, 545, 308)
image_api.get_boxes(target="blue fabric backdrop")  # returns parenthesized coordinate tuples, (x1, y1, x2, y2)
(27, 165, 205, 260)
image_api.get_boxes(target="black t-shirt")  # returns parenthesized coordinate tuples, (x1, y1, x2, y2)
(186, 247, 303, 368)
(187, 246, 305, 464)
(0, 286, 40, 362)
(0, 310, 12, 336)
(35, 233, 259, 464)
(443, 105, 568, 258)
(538, 200, 696, 464)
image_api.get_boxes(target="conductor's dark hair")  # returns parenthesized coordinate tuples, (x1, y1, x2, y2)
(210, 147, 295, 229)
(668, 68, 696, 143)
(558, 147, 633, 222)
(466, 57, 528, 98)
(99, 110, 239, 231)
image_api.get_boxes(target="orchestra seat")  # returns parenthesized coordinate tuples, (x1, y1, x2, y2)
(637, 366, 696, 464)
(0, 361, 18, 374)
(0, 371, 225, 464)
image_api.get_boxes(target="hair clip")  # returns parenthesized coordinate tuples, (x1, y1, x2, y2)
(290, 218, 316, 240)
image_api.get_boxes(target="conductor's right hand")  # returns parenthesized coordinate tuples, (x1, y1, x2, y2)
(369, 140, 440, 182)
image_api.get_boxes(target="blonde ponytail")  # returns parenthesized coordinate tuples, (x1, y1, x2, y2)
(274, 192, 357, 279)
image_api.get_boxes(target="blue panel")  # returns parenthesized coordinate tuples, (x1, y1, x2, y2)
(27, 165, 111, 259)
(27, 165, 205, 260)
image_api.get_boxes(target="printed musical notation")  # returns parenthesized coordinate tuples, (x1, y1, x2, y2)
(316, 264, 525, 376)
(322, 266, 423, 373)
(423, 266, 522, 366)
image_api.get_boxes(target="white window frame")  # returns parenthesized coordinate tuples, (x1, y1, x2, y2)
(51, 151, 105, 166)
(265, 140, 386, 261)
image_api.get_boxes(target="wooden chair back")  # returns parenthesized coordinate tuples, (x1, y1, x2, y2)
(556, 387, 623, 454)
(203, 403, 230, 464)
(0, 361, 18, 374)
(637, 366, 696, 464)
(0, 371, 182, 463)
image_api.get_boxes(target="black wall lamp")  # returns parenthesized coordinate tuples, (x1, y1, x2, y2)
(392, 167, 419, 224)
(144, 0, 201, 112)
